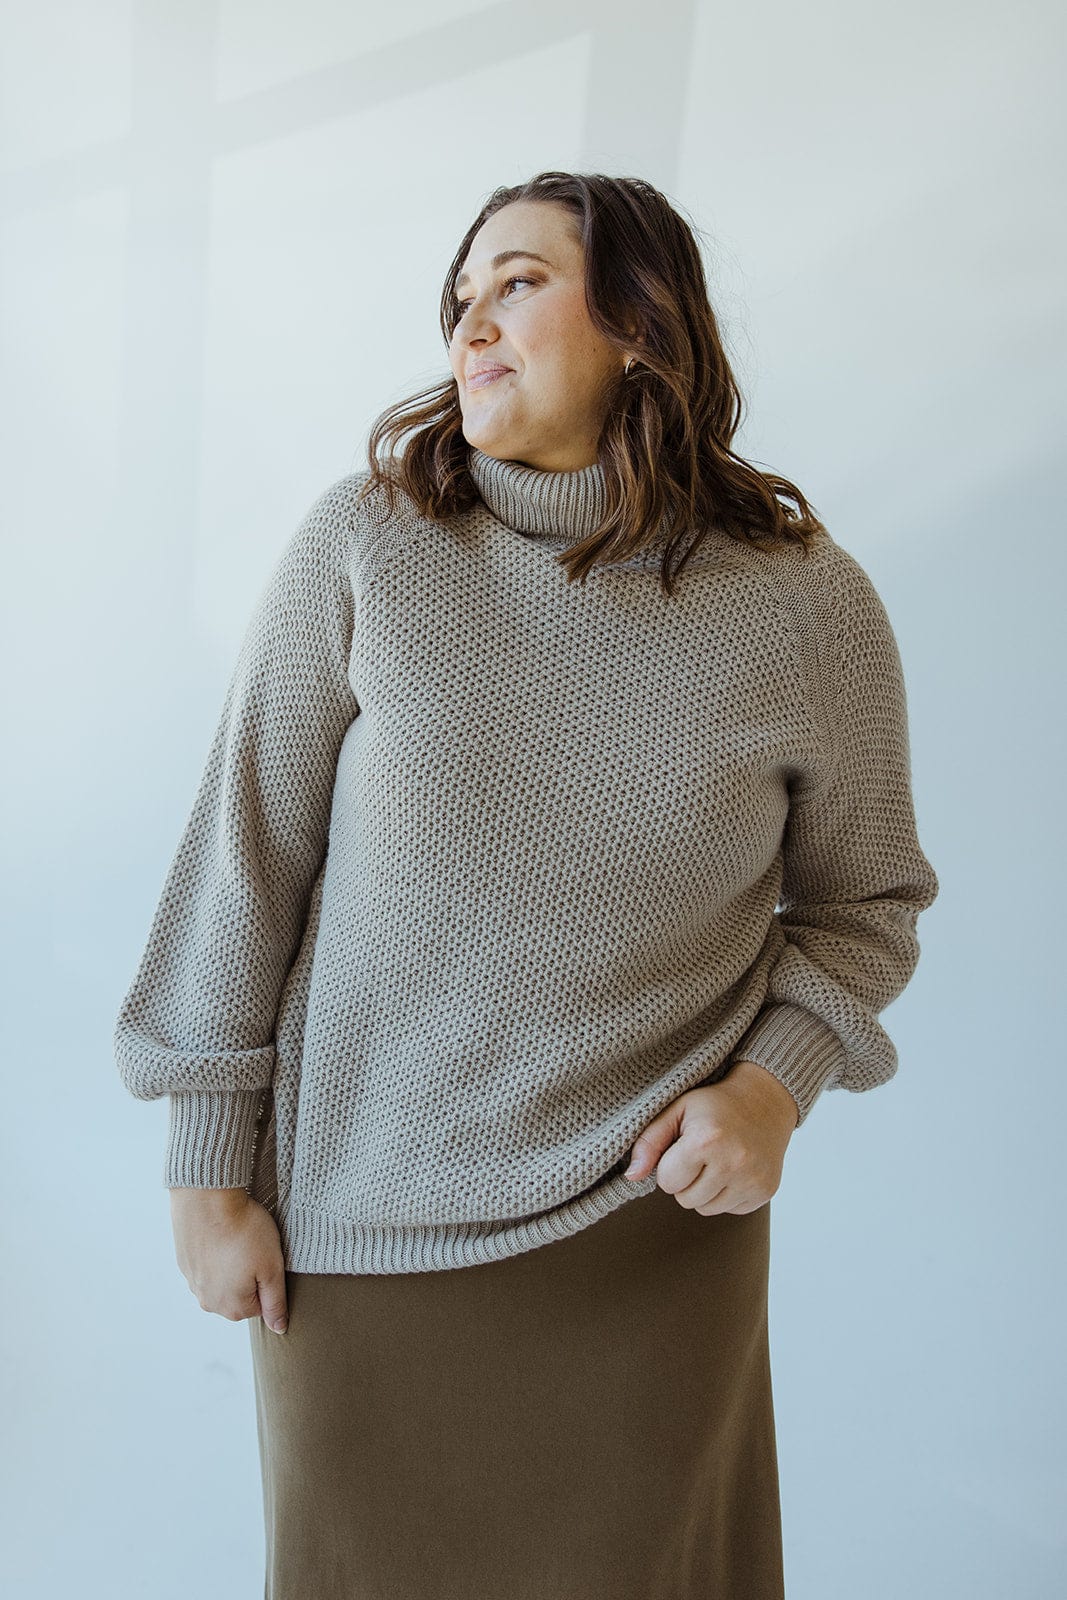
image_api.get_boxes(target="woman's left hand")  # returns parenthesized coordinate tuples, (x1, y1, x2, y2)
(622, 1059, 799, 1215)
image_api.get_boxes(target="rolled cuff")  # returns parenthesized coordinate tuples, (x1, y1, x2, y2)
(163, 1089, 265, 1188)
(729, 1002, 845, 1127)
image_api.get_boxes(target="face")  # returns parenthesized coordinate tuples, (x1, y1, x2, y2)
(448, 200, 631, 472)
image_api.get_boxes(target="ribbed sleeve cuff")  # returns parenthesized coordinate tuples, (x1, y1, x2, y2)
(730, 1002, 845, 1127)
(163, 1090, 264, 1188)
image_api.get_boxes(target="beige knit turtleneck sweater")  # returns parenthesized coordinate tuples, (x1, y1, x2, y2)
(113, 445, 939, 1274)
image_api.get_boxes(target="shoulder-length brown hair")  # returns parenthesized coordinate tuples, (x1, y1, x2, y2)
(361, 170, 825, 595)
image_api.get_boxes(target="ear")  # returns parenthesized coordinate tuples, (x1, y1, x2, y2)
(620, 315, 644, 365)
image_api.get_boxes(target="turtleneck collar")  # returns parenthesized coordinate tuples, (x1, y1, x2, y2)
(465, 444, 711, 573)
(467, 445, 609, 548)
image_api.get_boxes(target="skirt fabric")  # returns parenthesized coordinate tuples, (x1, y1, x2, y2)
(247, 1182, 784, 1600)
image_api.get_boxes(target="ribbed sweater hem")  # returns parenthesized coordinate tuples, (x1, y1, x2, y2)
(276, 1168, 661, 1275)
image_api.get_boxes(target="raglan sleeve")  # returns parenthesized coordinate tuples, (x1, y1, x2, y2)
(113, 476, 363, 1188)
(726, 544, 940, 1126)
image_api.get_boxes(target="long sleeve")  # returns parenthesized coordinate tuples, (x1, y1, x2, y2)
(728, 543, 940, 1126)
(113, 478, 361, 1187)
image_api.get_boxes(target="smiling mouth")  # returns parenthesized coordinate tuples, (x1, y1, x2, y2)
(467, 369, 513, 390)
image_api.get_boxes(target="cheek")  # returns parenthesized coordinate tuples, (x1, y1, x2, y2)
(526, 293, 593, 357)
(529, 324, 605, 387)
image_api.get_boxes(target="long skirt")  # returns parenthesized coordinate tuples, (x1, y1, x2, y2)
(247, 1182, 784, 1599)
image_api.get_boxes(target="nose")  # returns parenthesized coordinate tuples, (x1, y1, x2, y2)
(455, 297, 501, 347)
(453, 323, 500, 377)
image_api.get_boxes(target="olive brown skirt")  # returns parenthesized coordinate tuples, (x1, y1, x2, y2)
(247, 1183, 784, 1599)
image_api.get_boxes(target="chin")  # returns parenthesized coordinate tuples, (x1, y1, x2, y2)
(462, 423, 510, 456)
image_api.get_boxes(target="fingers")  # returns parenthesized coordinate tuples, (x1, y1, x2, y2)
(678, 1180, 731, 1213)
(171, 1192, 290, 1331)
(257, 1271, 289, 1335)
(623, 1101, 685, 1179)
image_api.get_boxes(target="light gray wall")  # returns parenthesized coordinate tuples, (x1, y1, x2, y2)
(2, 2, 1062, 1595)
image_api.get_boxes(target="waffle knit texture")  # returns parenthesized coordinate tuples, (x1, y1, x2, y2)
(114, 445, 939, 1273)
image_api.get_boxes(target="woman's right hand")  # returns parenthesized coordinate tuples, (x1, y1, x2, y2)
(168, 1187, 289, 1334)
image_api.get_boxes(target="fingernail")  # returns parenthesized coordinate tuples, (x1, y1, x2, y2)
(272, 1320, 287, 1335)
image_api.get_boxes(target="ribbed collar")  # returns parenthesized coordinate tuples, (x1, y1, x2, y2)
(464, 444, 713, 574)
(467, 445, 608, 548)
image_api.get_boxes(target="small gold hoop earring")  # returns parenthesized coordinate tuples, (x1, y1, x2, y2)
(624, 356, 637, 376)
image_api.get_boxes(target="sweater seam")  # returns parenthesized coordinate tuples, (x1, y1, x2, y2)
(353, 518, 442, 606)
(799, 548, 848, 802)
(744, 549, 840, 800)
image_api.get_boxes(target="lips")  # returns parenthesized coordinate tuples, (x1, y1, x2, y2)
(467, 365, 513, 389)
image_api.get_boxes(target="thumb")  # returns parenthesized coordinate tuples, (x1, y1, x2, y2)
(257, 1271, 289, 1335)
(623, 1100, 684, 1180)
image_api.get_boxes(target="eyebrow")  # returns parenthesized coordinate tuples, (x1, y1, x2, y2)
(454, 250, 555, 290)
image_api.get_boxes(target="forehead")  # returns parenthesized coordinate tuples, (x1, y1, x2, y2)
(456, 201, 580, 287)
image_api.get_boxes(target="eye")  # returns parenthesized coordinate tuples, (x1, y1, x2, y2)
(452, 275, 537, 321)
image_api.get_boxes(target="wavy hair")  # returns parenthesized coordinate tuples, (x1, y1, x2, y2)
(361, 170, 825, 595)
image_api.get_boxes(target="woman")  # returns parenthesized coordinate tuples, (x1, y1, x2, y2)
(114, 170, 939, 1598)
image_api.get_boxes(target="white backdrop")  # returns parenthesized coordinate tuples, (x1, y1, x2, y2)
(2, 2, 1063, 1595)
